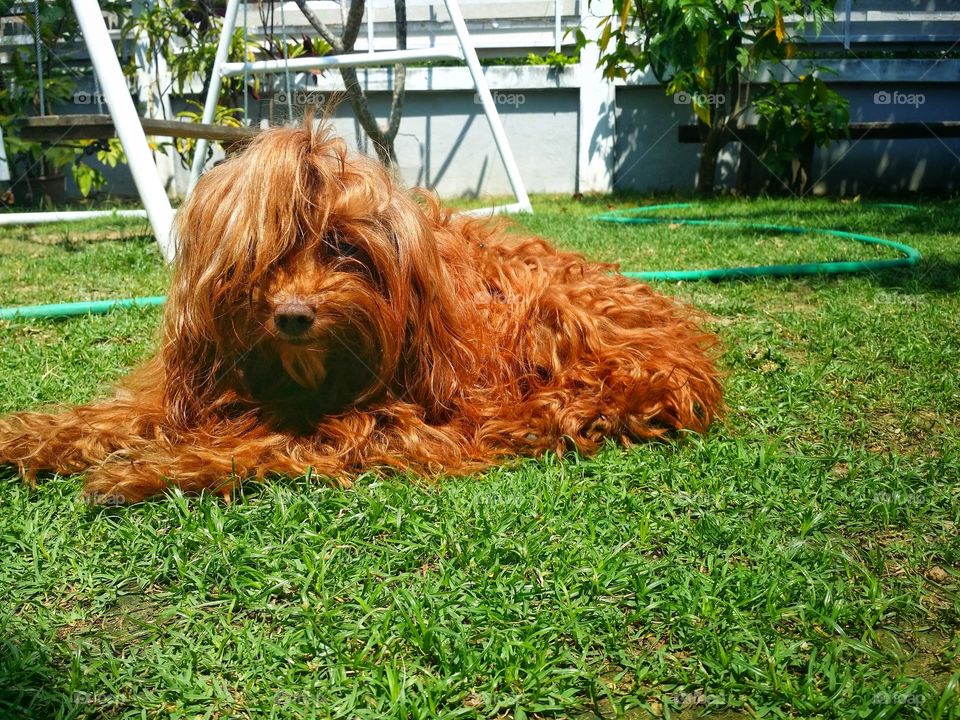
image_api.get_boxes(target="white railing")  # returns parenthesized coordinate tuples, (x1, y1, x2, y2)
(4, 0, 958, 62)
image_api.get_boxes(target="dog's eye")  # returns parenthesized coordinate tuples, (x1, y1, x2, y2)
(334, 241, 360, 258)
(324, 233, 360, 260)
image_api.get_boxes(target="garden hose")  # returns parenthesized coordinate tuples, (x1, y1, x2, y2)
(0, 296, 166, 320)
(0, 203, 923, 320)
(595, 202, 922, 282)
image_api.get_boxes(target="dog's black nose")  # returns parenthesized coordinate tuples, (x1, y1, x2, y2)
(274, 303, 316, 336)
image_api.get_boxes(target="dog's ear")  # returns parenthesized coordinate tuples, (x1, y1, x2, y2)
(161, 158, 270, 426)
(378, 190, 482, 419)
(160, 222, 236, 427)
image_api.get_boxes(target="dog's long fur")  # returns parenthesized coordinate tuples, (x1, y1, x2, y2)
(0, 124, 722, 502)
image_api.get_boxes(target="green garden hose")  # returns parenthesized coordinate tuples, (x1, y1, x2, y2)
(0, 204, 923, 320)
(595, 202, 922, 282)
(0, 296, 166, 320)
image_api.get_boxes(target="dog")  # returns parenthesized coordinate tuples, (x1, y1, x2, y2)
(0, 124, 722, 503)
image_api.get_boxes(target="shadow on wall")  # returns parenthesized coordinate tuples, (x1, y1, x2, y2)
(614, 83, 960, 195)
(614, 86, 737, 193)
(327, 90, 578, 197)
(812, 137, 960, 195)
(811, 84, 960, 195)
(29, 77, 960, 201)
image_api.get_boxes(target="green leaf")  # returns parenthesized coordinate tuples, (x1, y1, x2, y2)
(599, 19, 612, 53)
(72, 163, 97, 197)
(692, 99, 712, 126)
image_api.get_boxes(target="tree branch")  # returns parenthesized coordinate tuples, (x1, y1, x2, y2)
(341, 0, 366, 51)
(293, 0, 343, 52)
(385, 0, 407, 142)
(292, 0, 407, 166)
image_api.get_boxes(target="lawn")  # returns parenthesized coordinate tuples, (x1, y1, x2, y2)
(0, 196, 958, 719)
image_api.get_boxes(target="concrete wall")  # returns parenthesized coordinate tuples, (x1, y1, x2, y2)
(614, 82, 960, 196)
(53, 59, 960, 200)
(812, 84, 960, 195)
(326, 89, 579, 197)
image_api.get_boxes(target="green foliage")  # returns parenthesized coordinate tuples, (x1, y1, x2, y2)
(1, 0, 330, 193)
(174, 101, 245, 159)
(116, 0, 249, 100)
(753, 73, 850, 174)
(114, 0, 251, 168)
(0, 10, 69, 147)
(117, 0, 329, 167)
(525, 50, 580, 71)
(580, 0, 850, 192)
(0, 1, 115, 199)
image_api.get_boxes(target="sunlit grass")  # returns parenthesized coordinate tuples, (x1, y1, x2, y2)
(1, 196, 958, 719)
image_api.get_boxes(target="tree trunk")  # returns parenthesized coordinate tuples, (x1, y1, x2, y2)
(293, 0, 407, 168)
(696, 126, 726, 194)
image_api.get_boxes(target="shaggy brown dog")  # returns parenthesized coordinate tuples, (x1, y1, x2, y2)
(0, 124, 721, 503)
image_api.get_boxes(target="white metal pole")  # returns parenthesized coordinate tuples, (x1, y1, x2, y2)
(843, 0, 852, 50)
(366, 0, 375, 52)
(70, 0, 176, 261)
(189, 0, 242, 191)
(219, 47, 463, 76)
(0, 210, 149, 226)
(555, 0, 562, 53)
(443, 0, 531, 212)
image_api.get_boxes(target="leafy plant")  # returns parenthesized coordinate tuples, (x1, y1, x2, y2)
(74, 138, 127, 197)
(115, 0, 250, 169)
(526, 50, 579, 71)
(0, 0, 120, 202)
(753, 73, 849, 180)
(175, 101, 244, 159)
(579, 0, 849, 194)
(119, 0, 335, 169)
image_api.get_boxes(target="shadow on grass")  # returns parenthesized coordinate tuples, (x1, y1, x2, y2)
(635, 204, 960, 239)
(1, 229, 156, 252)
(806, 255, 960, 295)
(0, 631, 84, 720)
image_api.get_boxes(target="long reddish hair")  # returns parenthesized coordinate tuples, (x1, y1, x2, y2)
(0, 122, 722, 502)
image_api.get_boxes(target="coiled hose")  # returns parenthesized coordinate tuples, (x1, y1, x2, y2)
(0, 203, 922, 320)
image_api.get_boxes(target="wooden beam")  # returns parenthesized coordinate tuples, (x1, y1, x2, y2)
(17, 114, 260, 144)
(678, 121, 960, 143)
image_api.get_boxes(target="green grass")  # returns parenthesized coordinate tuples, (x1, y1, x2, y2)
(1, 196, 958, 719)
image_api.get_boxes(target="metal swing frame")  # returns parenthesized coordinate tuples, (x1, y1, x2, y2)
(2, 0, 532, 261)
(191, 0, 532, 213)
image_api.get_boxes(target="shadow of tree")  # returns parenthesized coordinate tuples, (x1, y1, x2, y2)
(0, 631, 78, 720)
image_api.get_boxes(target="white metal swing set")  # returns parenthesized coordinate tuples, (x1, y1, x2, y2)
(3, 0, 532, 263)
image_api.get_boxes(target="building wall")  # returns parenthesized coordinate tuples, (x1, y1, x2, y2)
(812, 84, 960, 195)
(57, 60, 960, 200)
